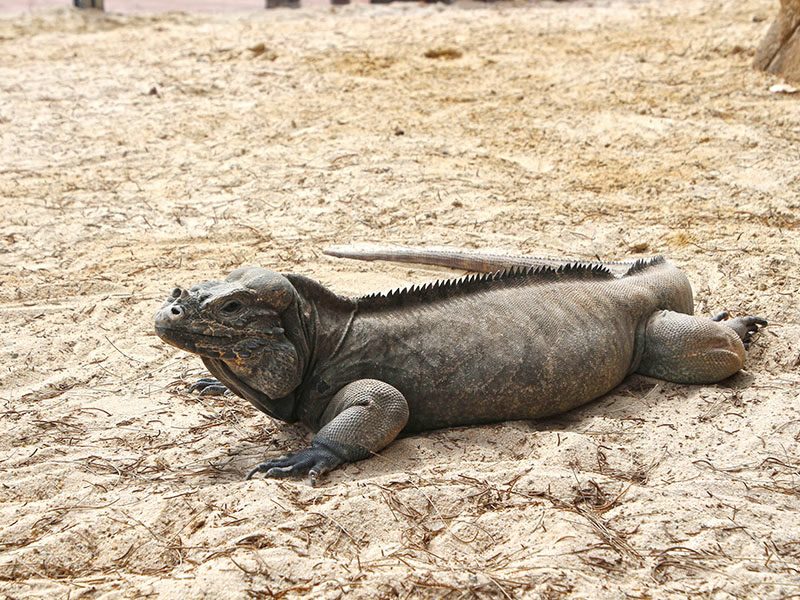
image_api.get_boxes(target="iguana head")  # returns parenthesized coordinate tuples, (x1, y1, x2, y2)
(155, 267, 308, 406)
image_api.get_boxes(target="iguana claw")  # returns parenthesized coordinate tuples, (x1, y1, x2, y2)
(246, 444, 343, 484)
(712, 312, 768, 349)
(725, 315, 768, 350)
(188, 377, 230, 397)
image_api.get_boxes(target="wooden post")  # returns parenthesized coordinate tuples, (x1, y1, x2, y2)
(754, 0, 800, 81)
(73, 0, 104, 8)
(266, 0, 300, 7)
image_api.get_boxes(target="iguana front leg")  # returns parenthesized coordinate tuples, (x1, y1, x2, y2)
(246, 379, 409, 483)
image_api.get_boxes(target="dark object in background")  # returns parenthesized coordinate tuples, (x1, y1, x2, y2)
(754, 0, 800, 82)
(265, 0, 446, 6)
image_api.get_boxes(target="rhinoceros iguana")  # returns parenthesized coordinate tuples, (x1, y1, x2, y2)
(154, 245, 766, 483)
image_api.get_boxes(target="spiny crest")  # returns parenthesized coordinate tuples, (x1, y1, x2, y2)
(624, 255, 666, 276)
(357, 262, 614, 309)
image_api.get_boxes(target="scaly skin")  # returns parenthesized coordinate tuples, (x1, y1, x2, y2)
(154, 248, 766, 483)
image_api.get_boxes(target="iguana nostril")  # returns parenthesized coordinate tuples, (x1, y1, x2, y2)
(170, 305, 184, 319)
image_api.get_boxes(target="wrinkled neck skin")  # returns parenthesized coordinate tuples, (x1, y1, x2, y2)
(205, 276, 354, 425)
(201, 298, 308, 423)
(282, 275, 357, 425)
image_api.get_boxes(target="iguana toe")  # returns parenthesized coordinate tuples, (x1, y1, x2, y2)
(200, 385, 230, 397)
(189, 377, 229, 396)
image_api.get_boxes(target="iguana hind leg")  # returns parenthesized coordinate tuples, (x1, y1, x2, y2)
(247, 379, 409, 484)
(637, 310, 767, 384)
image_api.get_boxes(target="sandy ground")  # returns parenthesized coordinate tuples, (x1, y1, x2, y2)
(1, 0, 799, 597)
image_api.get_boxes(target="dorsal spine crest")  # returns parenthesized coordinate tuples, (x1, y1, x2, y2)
(356, 261, 623, 310)
(625, 255, 666, 276)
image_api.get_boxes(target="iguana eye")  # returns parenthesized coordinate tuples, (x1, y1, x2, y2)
(221, 300, 242, 314)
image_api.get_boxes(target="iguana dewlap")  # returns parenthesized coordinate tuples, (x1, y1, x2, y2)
(154, 246, 766, 483)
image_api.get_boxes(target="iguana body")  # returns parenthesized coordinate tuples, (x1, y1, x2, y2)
(154, 246, 766, 482)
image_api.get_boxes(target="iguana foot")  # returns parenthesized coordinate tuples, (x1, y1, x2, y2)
(246, 442, 343, 485)
(189, 377, 229, 397)
(719, 315, 768, 350)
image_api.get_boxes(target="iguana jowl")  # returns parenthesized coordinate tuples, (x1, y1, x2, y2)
(154, 246, 766, 483)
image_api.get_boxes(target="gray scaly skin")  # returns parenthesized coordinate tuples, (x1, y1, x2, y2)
(154, 246, 766, 483)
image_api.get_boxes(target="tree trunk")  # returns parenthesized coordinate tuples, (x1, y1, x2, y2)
(754, 0, 800, 81)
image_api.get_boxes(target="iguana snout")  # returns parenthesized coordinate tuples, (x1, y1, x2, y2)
(156, 275, 286, 355)
(155, 281, 245, 358)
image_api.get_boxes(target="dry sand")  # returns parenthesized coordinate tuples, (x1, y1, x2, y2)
(1, 0, 799, 597)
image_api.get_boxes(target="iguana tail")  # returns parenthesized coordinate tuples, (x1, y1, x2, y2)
(323, 244, 637, 275)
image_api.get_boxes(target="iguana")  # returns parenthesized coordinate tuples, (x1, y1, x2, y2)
(154, 245, 766, 483)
